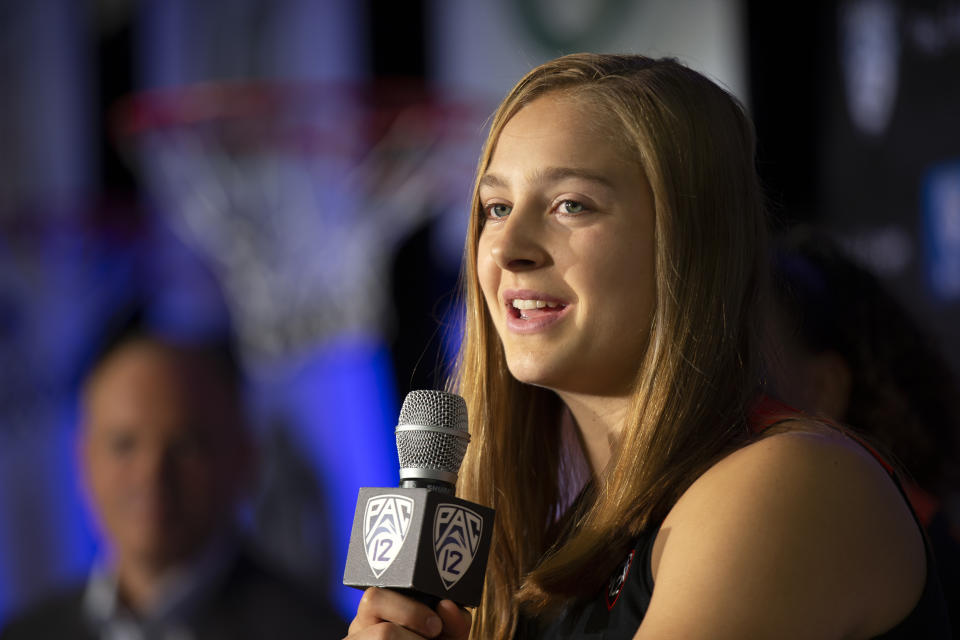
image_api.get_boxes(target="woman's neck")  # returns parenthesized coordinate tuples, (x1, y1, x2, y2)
(556, 391, 630, 475)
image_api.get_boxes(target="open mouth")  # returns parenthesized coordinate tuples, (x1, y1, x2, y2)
(509, 298, 567, 320)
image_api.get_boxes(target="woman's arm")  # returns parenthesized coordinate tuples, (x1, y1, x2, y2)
(636, 429, 925, 639)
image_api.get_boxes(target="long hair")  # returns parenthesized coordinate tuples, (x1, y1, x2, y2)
(450, 53, 770, 639)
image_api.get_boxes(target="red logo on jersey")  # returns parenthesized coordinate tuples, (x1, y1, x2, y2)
(605, 549, 635, 610)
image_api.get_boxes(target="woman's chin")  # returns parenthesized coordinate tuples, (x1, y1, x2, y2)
(506, 362, 573, 394)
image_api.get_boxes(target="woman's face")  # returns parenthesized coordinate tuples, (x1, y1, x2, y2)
(477, 93, 656, 397)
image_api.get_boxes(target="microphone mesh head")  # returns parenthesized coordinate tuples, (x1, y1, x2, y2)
(396, 390, 469, 478)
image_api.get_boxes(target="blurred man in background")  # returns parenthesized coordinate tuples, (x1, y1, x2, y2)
(1, 319, 346, 639)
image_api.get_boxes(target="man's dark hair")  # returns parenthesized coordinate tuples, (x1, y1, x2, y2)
(77, 301, 245, 401)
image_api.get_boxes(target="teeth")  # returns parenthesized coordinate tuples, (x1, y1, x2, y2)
(511, 299, 560, 310)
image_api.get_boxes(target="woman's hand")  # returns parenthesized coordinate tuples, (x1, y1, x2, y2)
(346, 588, 472, 639)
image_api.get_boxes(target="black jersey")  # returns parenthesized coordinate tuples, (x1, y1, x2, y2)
(516, 398, 953, 638)
(516, 522, 951, 638)
(514, 526, 656, 639)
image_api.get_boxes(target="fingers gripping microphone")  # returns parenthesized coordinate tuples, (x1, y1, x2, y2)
(343, 390, 495, 607)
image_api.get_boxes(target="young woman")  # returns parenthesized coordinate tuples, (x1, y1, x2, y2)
(348, 54, 950, 639)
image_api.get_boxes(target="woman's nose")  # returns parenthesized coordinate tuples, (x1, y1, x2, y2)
(487, 205, 550, 271)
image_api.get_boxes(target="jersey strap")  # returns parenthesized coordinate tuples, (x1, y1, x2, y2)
(748, 395, 896, 476)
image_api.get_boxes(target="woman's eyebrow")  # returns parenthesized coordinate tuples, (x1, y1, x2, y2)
(533, 166, 615, 189)
(479, 166, 615, 191)
(478, 172, 507, 190)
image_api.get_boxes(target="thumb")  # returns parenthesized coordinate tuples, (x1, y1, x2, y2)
(436, 599, 472, 639)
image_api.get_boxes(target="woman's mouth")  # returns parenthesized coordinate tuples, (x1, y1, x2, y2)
(503, 294, 569, 333)
(511, 298, 564, 319)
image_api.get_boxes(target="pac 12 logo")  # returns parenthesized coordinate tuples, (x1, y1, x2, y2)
(363, 494, 414, 578)
(433, 504, 482, 590)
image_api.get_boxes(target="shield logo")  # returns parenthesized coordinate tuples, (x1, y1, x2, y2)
(433, 504, 483, 590)
(363, 494, 415, 578)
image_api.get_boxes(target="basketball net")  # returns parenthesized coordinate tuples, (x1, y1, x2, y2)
(116, 81, 483, 371)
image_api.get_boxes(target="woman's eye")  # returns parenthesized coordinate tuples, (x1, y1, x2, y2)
(487, 203, 512, 219)
(559, 200, 585, 214)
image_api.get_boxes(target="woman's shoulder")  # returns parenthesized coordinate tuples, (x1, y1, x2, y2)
(718, 418, 899, 485)
(639, 424, 926, 639)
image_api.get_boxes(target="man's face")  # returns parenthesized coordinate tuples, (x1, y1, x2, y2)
(81, 340, 247, 570)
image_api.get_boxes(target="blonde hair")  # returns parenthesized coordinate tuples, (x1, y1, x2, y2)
(450, 54, 769, 638)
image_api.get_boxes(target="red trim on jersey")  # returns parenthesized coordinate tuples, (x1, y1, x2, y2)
(903, 484, 940, 528)
(605, 549, 635, 611)
(748, 395, 896, 476)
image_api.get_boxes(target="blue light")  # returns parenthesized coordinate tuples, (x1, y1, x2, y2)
(249, 335, 399, 619)
(922, 161, 960, 301)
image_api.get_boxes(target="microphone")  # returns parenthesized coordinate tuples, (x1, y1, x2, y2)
(343, 390, 495, 607)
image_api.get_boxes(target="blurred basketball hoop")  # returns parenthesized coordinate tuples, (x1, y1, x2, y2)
(113, 81, 484, 370)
